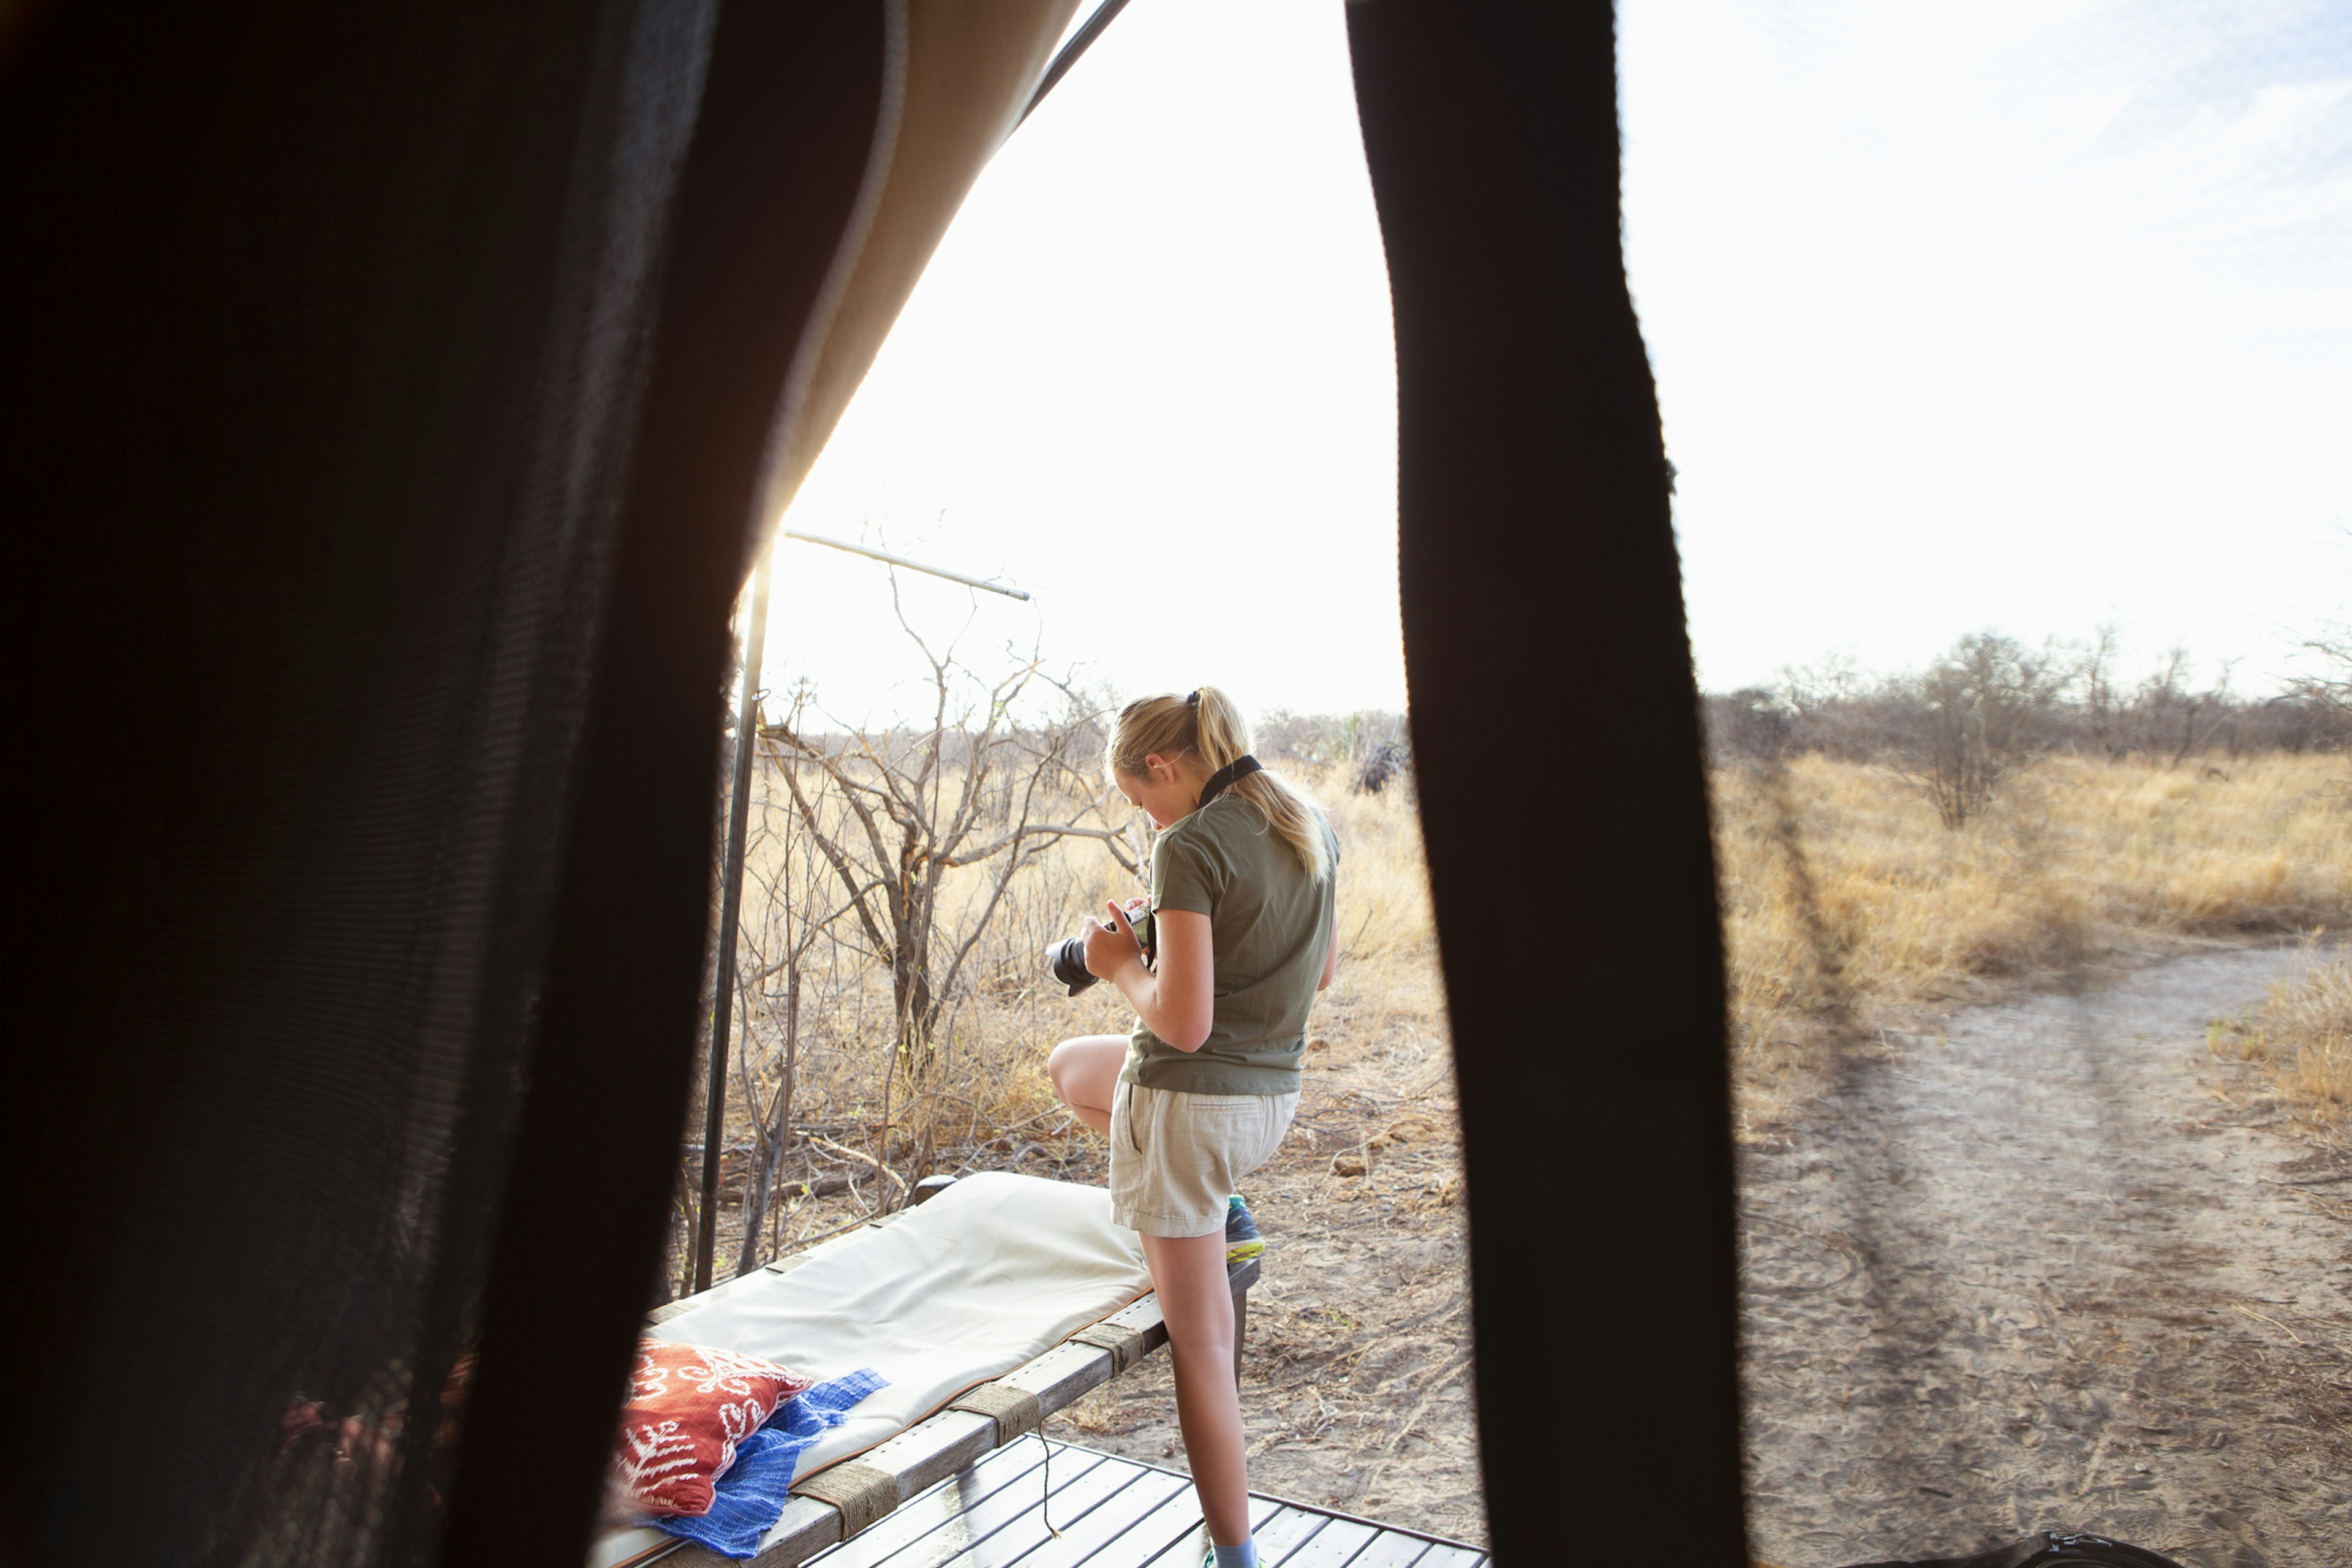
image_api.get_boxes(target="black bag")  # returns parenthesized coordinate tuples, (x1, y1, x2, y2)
(1843, 1529, 2190, 1568)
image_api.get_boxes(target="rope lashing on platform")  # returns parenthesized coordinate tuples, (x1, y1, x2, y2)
(947, 1382, 1043, 1444)
(788, 1460, 899, 1536)
(1070, 1319, 1149, 1373)
(948, 1384, 1064, 1539)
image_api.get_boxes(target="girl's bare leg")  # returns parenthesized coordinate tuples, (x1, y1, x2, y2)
(1142, 1229, 1251, 1545)
(1046, 1033, 1127, 1134)
(1051, 1041, 1250, 1537)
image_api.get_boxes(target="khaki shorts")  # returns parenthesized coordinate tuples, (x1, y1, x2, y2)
(1109, 1082, 1299, 1237)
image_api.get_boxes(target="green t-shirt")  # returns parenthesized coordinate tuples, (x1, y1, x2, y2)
(1121, 793, 1340, 1095)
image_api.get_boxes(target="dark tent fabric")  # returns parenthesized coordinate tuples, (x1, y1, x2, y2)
(4, 1, 1748, 1566)
(1, 1, 891, 1562)
(1349, 6, 1748, 1559)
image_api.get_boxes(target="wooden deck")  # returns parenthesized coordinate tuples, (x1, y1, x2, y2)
(798, 1438, 1487, 1568)
(636, 1181, 1471, 1568)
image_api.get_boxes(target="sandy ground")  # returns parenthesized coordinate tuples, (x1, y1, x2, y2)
(1741, 942, 2352, 1568)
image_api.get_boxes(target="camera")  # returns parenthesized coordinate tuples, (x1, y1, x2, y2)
(1046, 902, 1155, 996)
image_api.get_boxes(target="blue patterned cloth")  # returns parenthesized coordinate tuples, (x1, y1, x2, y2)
(649, 1368, 890, 1559)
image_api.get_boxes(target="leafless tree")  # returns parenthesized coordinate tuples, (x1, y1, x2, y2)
(2288, 622, 2352, 746)
(1701, 628, 2345, 776)
(1884, 632, 2065, 828)
(1775, 654, 1880, 760)
(731, 684, 876, 1272)
(2127, 645, 2236, 767)
(760, 592, 1140, 1188)
(2074, 624, 2128, 760)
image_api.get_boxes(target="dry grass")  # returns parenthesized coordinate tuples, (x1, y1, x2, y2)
(688, 762, 1447, 1281)
(1714, 752, 2352, 1134)
(714, 747, 2352, 1250)
(687, 737, 2348, 1543)
(2208, 942, 2352, 1129)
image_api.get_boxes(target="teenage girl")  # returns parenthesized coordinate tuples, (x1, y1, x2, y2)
(1048, 688, 1339, 1568)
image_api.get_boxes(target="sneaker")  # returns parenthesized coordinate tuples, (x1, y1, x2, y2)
(1224, 1194, 1264, 1265)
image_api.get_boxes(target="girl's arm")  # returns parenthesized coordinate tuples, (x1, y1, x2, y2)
(1083, 902, 1214, 1050)
(1317, 899, 1339, 992)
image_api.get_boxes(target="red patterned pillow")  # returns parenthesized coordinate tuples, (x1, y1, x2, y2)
(612, 1340, 815, 1517)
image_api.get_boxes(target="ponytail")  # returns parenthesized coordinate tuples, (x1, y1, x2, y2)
(1107, 688, 1330, 880)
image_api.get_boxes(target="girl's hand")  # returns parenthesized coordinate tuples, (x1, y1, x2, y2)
(1082, 900, 1143, 979)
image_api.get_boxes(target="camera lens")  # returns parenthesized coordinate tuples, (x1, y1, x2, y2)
(1046, 937, 1098, 996)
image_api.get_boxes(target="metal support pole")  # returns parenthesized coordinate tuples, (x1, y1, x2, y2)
(1018, 0, 1133, 127)
(695, 540, 774, 1292)
(779, 528, 1030, 600)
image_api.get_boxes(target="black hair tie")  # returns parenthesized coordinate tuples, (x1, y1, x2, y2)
(1185, 690, 1200, 707)
(1197, 754, 1262, 809)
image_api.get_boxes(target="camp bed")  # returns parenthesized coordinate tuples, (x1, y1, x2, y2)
(594, 1171, 1260, 1567)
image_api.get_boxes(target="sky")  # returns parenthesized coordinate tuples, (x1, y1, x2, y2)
(764, 0, 1395, 726)
(759, 0, 2351, 724)
(1621, 0, 2352, 695)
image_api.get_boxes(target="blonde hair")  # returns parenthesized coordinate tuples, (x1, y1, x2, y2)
(1107, 687, 1331, 880)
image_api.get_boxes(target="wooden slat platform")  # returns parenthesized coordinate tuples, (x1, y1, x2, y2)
(793, 1439, 1488, 1568)
(633, 1181, 1406, 1568)
(650, 1257, 1263, 1567)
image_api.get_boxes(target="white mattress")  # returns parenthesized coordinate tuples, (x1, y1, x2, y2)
(593, 1172, 1151, 1564)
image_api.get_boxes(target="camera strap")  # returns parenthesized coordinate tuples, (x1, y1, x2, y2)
(1197, 754, 1262, 809)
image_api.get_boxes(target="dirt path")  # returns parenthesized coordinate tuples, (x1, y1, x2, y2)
(1742, 943, 2352, 1567)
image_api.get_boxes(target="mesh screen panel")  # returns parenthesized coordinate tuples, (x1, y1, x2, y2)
(0, 2, 885, 1563)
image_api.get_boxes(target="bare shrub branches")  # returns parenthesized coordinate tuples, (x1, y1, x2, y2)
(1707, 627, 2344, 832)
(2287, 623, 2352, 749)
(1882, 633, 2066, 828)
(764, 663, 1128, 1062)
(756, 619, 1137, 1191)
(1258, 709, 1412, 795)
(655, 591, 1166, 1291)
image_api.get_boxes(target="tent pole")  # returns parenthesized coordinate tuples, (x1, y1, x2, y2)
(1017, 0, 1131, 127)
(695, 539, 774, 1293)
(779, 528, 1028, 599)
